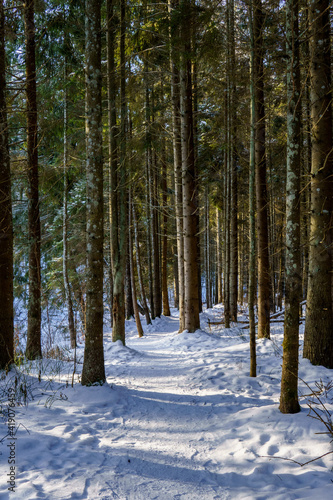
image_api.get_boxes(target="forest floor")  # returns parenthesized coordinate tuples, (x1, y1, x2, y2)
(1, 305, 333, 499)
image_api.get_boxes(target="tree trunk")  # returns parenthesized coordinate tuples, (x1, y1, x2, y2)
(108, 0, 127, 345)
(0, 0, 14, 369)
(228, 0, 238, 323)
(63, 47, 76, 349)
(81, 0, 105, 385)
(180, 0, 200, 332)
(280, 0, 301, 413)
(248, 1, 256, 377)
(216, 208, 223, 304)
(129, 191, 144, 337)
(152, 149, 162, 318)
(205, 186, 211, 309)
(125, 242, 134, 319)
(24, 0, 42, 360)
(161, 129, 171, 316)
(253, 0, 270, 339)
(132, 204, 151, 325)
(303, 0, 333, 368)
(169, 0, 185, 330)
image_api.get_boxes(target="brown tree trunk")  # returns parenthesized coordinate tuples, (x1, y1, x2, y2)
(108, 0, 127, 345)
(0, 0, 14, 369)
(303, 0, 333, 368)
(161, 131, 171, 316)
(132, 204, 151, 325)
(62, 47, 76, 349)
(180, 0, 200, 332)
(24, 0, 42, 360)
(129, 191, 144, 337)
(253, 0, 270, 339)
(169, 0, 185, 330)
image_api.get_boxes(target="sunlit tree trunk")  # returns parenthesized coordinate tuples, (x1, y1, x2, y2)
(304, 0, 333, 368)
(248, 1, 256, 377)
(180, 0, 200, 332)
(63, 42, 76, 349)
(24, 0, 42, 360)
(161, 124, 171, 316)
(253, 0, 270, 339)
(81, 0, 105, 385)
(228, 0, 238, 323)
(280, 0, 301, 413)
(108, 0, 127, 344)
(129, 190, 144, 337)
(216, 208, 223, 304)
(132, 204, 151, 325)
(169, 0, 185, 330)
(0, 0, 14, 369)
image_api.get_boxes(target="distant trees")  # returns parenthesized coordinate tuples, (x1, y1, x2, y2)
(0, 0, 332, 406)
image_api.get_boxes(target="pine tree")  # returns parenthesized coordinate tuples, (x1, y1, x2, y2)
(24, 0, 42, 360)
(81, 0, 105, 385)
(303, 0, 333, 368)
(0, 0, 14, 370)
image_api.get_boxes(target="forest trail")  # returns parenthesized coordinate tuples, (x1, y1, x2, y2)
(1, 308, 332, 499)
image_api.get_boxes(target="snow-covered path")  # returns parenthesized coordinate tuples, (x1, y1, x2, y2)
(1, 308, 333, 499)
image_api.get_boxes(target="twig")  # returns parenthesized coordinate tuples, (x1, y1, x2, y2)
(261, 450, 333, 467)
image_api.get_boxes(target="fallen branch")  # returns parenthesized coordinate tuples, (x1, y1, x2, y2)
(260, 450, 333, 467)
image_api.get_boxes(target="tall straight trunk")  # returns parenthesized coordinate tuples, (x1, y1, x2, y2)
(205, 187, 211, 309)
(108, 0, 127, 344)
(249, 1, 256, 377)
(129, 191, 144, 337)
(125, 243, 134, 319)
(280, 0, 301, 414)
(304, 0, 333, 368)
(169, 0, 184, 330)
(106, 0, 117, 328)
(216, 208, 223, 304)
(253, 0, 270, 339)
(192, 48, 202, 315)
(144, 58, 154, 319)
(0, 0, 14, 369)
(24, 0, 41, 360)
(132, 205, 151, 325)
(224, 93, 231, 328)
(63, 50, 76, 349)
(161, 127, 171, 316)
(81, 0, 105, 385)
(180, 0, 200, 332)
(228, 0, 238, 322)
(152, 149, 162, 318)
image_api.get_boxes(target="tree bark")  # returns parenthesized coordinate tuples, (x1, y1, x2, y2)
(129, 191, 144, 337)
(303, 0, 333, 368)
(280, 0, 301, 413)
(0, 0, 14, 369)
(248, 1, 256, 377)
(81, 0, 105, 385)
(24, 0, 42, 360)
(253, 0, 270, 339)
(169, 0, 185, 330)
(132, 204, 151, 325)
(180, 0, 200, 332)
(108, 0, 127, 345)
(62, 45, 76, 349)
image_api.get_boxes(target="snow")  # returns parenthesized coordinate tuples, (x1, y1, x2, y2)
(1, 305, 333, 499)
